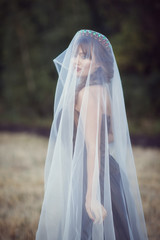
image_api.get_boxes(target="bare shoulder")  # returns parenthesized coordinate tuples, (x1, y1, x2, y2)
(76, 85, 105, 111)
(79, 85, 104, 97)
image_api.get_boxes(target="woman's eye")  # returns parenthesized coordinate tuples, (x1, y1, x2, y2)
(81, 54, 87, 59)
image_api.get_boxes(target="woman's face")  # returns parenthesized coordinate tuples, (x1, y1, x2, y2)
(72, 46, 98, 77)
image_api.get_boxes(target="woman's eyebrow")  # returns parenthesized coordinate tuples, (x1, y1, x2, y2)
(79, 51, 87, 55)
(79, 51, 84, 54)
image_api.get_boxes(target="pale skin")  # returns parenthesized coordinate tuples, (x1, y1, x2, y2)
(73, 47, 98, 77)
(73, 47, 113, 223)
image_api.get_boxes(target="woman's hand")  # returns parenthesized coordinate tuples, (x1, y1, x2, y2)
(85, 194, 107, 224)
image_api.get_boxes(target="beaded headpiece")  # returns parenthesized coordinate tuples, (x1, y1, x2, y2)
(79, 29, 111, 49)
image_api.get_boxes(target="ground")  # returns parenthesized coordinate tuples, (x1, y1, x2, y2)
(0, 133, 159, 240)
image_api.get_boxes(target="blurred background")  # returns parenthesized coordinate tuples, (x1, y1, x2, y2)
(0, 0, 160, 239)
(0, 0, 160, 137)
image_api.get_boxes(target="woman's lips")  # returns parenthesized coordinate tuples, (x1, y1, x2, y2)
(75, 66, 81, 72)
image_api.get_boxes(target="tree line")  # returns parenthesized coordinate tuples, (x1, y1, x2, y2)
(0, 0, 159, 125)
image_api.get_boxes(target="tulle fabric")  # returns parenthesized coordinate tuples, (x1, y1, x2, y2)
(36, 30, 148, 240)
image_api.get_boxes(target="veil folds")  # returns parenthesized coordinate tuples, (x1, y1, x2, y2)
(36, 30, 148, 240)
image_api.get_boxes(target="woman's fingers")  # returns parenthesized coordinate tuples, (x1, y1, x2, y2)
(92, 202, 107, 223)
(93, 207, 101, 223)
(102, 205, 107, 219)
(85, 199, 107, 223)
(95, 208, 106, 223)
(86, 208, 95, 221)
(85, 203, 95, 221)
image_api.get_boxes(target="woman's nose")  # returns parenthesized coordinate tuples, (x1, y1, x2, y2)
(74, 56, 80, 66)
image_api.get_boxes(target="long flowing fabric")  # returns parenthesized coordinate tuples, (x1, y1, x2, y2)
(36, 30, 148, 240)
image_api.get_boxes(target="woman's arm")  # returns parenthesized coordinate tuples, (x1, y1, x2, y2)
(76, 86, 107, 222)
(83, 94, 101, 199)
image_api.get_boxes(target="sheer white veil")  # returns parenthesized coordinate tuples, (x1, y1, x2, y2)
(36, 30, 148, 240)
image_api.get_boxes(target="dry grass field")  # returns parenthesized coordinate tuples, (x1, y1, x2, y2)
(0, 132, 160, 240)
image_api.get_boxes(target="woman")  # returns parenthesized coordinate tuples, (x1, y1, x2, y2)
(36, 30, 148, 240)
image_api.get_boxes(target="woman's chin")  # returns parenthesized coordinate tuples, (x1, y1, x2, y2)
(76, 72, 87, 78)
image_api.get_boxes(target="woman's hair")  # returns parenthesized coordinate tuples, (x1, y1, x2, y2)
(75, 35, 114, 85)
(74, 35, 114, 122)
(74, 35, 114, 105)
